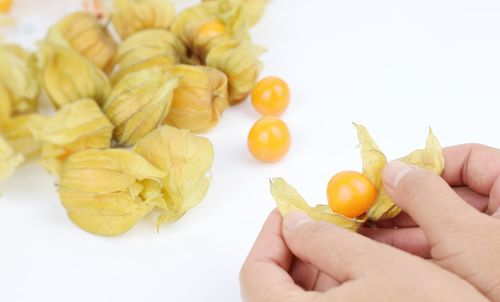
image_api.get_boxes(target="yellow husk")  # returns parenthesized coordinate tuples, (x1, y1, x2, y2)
(112, 0, 176, 39)
(110, 29, 187, 84)
(0, 134, 24, 182)
(171, 0, 248, 56)
(354, 124, 445, 221)
(205, 40, 263, 104)
(270, 178, 365, 232)
(45, 12, 117, 71)
(0, 83, 12, 121)
(203, 0, 268, 27)
(0, 114, 47, 160)
(36, 99, 113, 177)
(0, 44, 39, 115)
(163, 65, 229, 132)
(103, 68, 178, 146)
(133, 125, 214, 225)
(37, 43, 111, 108)
(59, 149, 166, 236)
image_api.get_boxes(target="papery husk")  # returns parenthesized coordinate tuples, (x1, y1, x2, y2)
(171, 0, 248, 57)
(110, 29, 186, 84)
(37, 43, 111, 109)
(0, 114, 47, 160)
(133, 125, 214, 225)
(354, 124, 445, 221)
(103, 68, 178, 146)
(163, 65, 228, 133)
(0, 44, 39, 115)
(37, 99, 113, 177)
(45, 12, 117, 71)
(59, 149, 166, 236)
(205, 40, 263, 104)
(270, 178, 365, 232)
(203, 0, 268, 27)
(111, 0, 176, 40)
(0, 134, 24, 182)
(0, 83, 12, 122)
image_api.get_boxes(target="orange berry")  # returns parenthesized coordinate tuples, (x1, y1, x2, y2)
(327, 171, 378, 218)
(251, 76, 290, 116)
(0, 0, 13, 13)
(248, 116, 291, 163)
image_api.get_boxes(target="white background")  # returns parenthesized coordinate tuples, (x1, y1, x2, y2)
(1, 0, 500, 301)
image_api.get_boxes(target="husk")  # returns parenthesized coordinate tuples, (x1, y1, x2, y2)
(354, 124, 445, 221)
(203, 0, 268, 27)
(171, 0, 248, 58)
(110, 29, 186, 84)
(0, 134, 24, 182)
(270, 178, 365, 231)
(45, 12, 117, 71)
(163, 65, 228, 132)
(59, 149, 166, 236)
(103, 68, 178, 146)
(36, 99, 113, 177)
(205, 40, 263, 104)
(0, 44, 39, 115)
(133, 125, 214, 225)
(111, 0, 176, 39)
(36, 42, 111, 108)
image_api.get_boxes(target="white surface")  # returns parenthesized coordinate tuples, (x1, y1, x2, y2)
(2, 0, 500, 301)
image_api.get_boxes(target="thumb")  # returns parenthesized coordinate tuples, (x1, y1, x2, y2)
(382, 160, 480, 244)
(282, 212, 389, 283)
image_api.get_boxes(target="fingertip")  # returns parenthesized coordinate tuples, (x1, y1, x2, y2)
(283, 211, 312, 233)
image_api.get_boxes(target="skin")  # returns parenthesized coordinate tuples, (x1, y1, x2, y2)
(240, 144, 500, 302)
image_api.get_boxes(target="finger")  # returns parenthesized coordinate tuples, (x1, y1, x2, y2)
(290, 259, 339, 291)
(289, 258, 319, 290)
(454, 187, 488, 212)
(374, 212, 416, 228)
(240, 209, 303, 302)
(382, 161, 481, 245)
(360, 227, 431, 258)
(374, 187, 488, 229)
(282, 212, 390, 282)
(442, 144, 500, 214)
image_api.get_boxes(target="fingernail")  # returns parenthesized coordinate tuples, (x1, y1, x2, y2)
(284, 211, 311, 231)
(383, 161, 415, 189)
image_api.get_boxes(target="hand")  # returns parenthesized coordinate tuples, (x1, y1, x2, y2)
(362, 144, 500, 301)
(240, 209, 486, 302)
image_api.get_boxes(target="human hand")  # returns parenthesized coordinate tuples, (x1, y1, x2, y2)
(240, 209, 486, 302)
(362, 144, 500, 301)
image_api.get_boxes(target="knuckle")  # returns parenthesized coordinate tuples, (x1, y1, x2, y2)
(397, 168, 439, 201)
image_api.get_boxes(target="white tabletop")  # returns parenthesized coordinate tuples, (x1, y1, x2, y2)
(1, 0, 500, 301)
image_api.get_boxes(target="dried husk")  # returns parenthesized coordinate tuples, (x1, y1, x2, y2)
(203, 0, 268, 27)
(270, 178, 365, 232)
(111, 0, 176, 40)
(37, 99, 113, 177)
(171, 0, 248, 58)
(133, 125, 214, 224)
(0, 44, 39, 115)
(45, 12, 117, 71)
(103, 68, 178, 146)
(0, 83, 12, 122)
(37, 43, 111, 108)
(59, 149, 166, 236)
(0, 134, 24, 182)
(354, 124, 445, 221)
(0, 114, 47, 160)
(163, 65, 228, 132)
(205, 40, 263, 104)
(110, 29, 186, 84)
